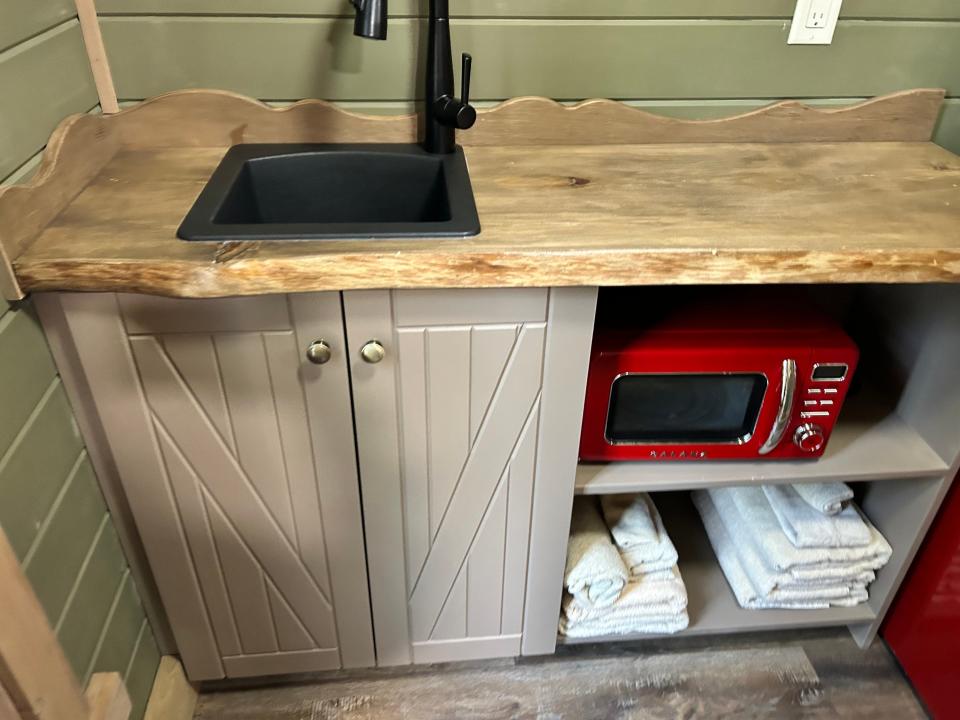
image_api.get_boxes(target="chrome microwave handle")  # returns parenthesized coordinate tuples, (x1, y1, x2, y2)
(758, 359, 797, 455)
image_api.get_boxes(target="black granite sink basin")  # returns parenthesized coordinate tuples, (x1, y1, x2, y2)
(177, 143, 480, 241)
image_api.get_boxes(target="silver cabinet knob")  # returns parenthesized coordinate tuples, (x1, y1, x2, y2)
(360, 340, 385, 364)
(305, 340, 332, 365)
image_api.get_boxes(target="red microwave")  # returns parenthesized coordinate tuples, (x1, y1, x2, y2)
(579, 292, 859, 461)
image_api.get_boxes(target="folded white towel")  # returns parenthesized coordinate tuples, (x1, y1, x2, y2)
(600, 493, 659, 548)
(710, 485, 892, 576)
(601, 493, 679, 574)
(763, 484, 872, 549)
(563, 498, 628, 609)
(694, 489, 873, 601)
(559, 610, 690, 638)
(794, 481, 854, 515)
(563, 566, 688, 624)
(694, 492, 870, 610)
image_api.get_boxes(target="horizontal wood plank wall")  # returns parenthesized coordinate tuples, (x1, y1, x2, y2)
(0, 299, 160, 720)
(0, 20, 98, 180)
(93, 0, 960, 20)
(96, 5, 960, 153)
(0, 0, 75, 52)
(1, 6, 157, 715)
(100, 19, 960, 100)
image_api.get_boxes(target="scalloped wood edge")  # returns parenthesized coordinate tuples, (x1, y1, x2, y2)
(109, 87, 947, 148)
(0, 87, 947, 300)
(0, 114, 119, 300)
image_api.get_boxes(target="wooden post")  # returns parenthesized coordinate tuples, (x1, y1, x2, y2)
(0, 525, 89, 719)
(74, 0, 120, 113)
(86, 674, 131, 720)
(0, 525, 130, 720)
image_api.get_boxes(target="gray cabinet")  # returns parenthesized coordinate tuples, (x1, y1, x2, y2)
(344, 289, 549, 665)
(46, 288, 597, 678)
(52, 292, 375, 681)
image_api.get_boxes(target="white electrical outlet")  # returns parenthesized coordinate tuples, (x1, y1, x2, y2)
(788, 0, 842, 44)
(806, 5, 827, 27)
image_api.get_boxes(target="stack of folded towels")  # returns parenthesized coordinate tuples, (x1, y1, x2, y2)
(560, 494, 688, 637)
(693, 481, 892, 609)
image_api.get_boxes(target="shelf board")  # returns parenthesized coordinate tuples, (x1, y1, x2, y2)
(576, 411, 947, 495)
(557, 493, 877, 645)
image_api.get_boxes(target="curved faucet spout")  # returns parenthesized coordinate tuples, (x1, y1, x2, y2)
(352, 0, 475, 153)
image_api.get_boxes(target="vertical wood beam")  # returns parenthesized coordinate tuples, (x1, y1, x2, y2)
(74, 0, 120, 113)
(0, 525, 90, 720)
(1, 680, 21, 719)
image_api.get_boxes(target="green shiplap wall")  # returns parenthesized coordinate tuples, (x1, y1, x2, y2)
(0, 298, 160, 720)
(1, 3, 160, 718)
(94, 0, 960, 152)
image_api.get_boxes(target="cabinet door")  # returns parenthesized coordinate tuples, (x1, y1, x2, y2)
(345, 289, 548, 665)
(59, 292, 374, 680)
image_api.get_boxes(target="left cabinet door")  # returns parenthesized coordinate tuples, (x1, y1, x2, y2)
(56, 292, 374, 680)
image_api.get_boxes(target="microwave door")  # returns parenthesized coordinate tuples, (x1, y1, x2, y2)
(757, 359, 798, 455)
(604, 371, 768, 446)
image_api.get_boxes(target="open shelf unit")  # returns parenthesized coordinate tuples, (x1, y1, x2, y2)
(557, 492, 876, 646)
(558, 283, 960, 650)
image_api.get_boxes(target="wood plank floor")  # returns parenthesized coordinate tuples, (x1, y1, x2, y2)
(193, 629, 925, 719)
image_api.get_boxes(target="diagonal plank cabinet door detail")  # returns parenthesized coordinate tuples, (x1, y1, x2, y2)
(344, 289, 556, 665)
(55, 292, 374, 680)
(50, 287, 596, 677)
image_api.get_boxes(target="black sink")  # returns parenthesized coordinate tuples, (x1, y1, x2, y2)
(177, 143, 480, 241)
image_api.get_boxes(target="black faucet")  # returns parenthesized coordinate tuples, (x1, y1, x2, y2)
(351, 0, 476, 154)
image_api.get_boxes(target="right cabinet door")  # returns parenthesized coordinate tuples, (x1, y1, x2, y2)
(344, 289, 548, 665)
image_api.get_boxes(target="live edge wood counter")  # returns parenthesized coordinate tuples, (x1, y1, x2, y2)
(2, 88, 960, 300)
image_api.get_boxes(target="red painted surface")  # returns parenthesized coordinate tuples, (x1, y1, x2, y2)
(883, 474, 960, 720)
(580, 290, 859, 461)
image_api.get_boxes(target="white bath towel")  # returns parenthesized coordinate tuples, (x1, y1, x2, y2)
(559, 609, 690, 638)
(694, 492, 870, 610)
(763, 484, 872, 549)
(564, 498, 629, 609)
(563, 566, 688, 624)
(711, 485, 892, 576)
(794, 481, 854, 515)
(601, 493, 679, 574)
(694, 489, 873, 600)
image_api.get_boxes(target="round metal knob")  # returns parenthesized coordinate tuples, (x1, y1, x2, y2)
(793, 423, 826, 453)
(360, 340, 385, 364)
(305, 340, 332, 365)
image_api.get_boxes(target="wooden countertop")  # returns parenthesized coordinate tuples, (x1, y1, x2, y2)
(3, 89, 960, 299)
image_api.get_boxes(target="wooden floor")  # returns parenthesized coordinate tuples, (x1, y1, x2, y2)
(193, 629, 925, 719)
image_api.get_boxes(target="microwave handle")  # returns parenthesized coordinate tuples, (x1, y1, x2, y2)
(758, 359, 797, 455)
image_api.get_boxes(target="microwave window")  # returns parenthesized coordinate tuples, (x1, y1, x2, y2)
(605, 373, 768, 444)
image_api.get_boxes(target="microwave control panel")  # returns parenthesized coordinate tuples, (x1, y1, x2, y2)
(794, 363, 850, 453)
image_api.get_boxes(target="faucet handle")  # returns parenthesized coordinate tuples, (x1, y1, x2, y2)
(450, 52, 476, 130)
(461, 53, 472, 107)
(433, 53, 477, 131)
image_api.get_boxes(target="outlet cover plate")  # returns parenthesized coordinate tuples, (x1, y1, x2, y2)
(788, 0, 842, 45)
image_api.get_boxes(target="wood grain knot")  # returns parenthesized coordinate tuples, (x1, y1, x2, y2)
(568, 176, 591, 186)
(213, 241, 258, 264)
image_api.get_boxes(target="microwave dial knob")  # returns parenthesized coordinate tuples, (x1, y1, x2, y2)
(794, 423, 825, 453)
